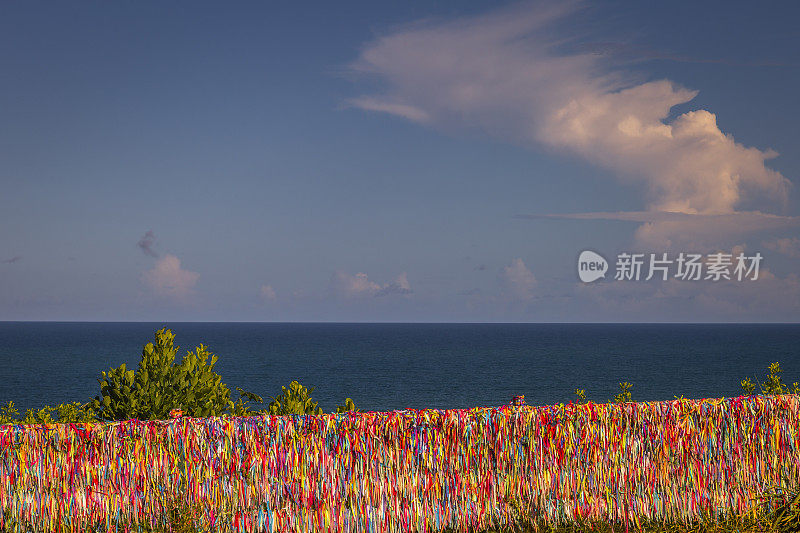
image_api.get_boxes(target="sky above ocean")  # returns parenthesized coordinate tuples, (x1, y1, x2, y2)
(1, 1, 799, 322)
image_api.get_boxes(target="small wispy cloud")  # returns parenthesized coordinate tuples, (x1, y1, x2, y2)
(516, 210, 800, 226)
(499, 258, 536, 300)
(259, 284, 277, 301)
(2, 256, 21, 264)
(575, 41, 798, 68)
(344, 97, 430, 122)
(376, 272, 413, 296)
(763, 237, 800, 259)
(331, 271, 413, 298)
(137, 230, 158, 258)
(459, 287, 482, 296)
(517, 211, 800, 248)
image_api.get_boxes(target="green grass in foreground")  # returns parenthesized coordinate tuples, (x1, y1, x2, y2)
(459, 493, 800, 532)
(5, 490, 796, 533)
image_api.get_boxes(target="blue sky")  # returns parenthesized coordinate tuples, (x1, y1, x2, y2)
(1, 1, 799, 322)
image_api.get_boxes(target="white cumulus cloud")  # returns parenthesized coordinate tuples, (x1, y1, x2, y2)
(141, 254, 200, 302)
(348, 1, 791, 245)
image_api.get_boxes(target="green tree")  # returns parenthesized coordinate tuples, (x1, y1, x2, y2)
(90, 328, 243, 420)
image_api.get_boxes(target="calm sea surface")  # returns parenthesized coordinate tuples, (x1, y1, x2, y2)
(1, 322, 798, 414)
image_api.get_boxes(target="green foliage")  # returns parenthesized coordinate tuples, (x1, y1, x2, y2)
(4, 328, 359, 424)
(232, 387, 264, 416)
(267, 382, 358, 415)
(457, 484, 800, 531)
(0, 400, 97, 424)
(741, 362, 800, 396)
(335, 397, 360, 413)
(574, 388, 587, 404)
(267, 380, 323, 415)
(53, 401, 97, 423)
(762, 362, 800, 395)
(613, 382, 633, 404)
(0, 401, 19, 424)
(23, 402, 97, 424)
(160, 497, 204, 533)
(90, 328, 241, 420)
(771, 485, 800, 532)
(741, 377, 757, 395)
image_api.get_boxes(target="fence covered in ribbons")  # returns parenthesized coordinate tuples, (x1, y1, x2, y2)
(1, 395, 799, 532)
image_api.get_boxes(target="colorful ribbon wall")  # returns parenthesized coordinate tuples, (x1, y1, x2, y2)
(1, 395, 799, 532)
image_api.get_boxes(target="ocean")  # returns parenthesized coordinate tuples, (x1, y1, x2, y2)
(1, 322, 798, 414)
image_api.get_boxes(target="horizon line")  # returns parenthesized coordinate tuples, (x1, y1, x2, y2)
(1, 320, 799, 325)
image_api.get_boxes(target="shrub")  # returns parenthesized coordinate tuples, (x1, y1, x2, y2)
(24, 402, 97, 424)
(741, 377, 757, 395)
(265, 381, 360, 415)
(4, 328, 358, 424)
(574, 389, 588, 404)
(741, 362, 800, 396)
(335, 397, 360, 413)
(0, 400, 97, 424)
(267, 380, 323, 415)
(613, 382, 633, 403)
(90, 328, 242, 420)
(0, 401, 19, 424)
(232, 387, 265, 416)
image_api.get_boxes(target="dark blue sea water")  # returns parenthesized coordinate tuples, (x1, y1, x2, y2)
(1, 322, 798, 415)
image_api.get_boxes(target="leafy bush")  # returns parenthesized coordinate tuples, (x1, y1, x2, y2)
(613, 382, 633, 403)
(741, 362, 800, 396)
(227, 387, 263, 416)
(335, 397, 360, 413)
(267, 380, 323, 415)
(23, 402, 97, 424)
(741, 377, 757, 395)
(0, 401, 19, 424)
(574, 389, 588, 404)
(0, 401, 97, 424)
(3, 328, 358, 424)
(266, 382, 358, 415)
(90, 328, 242, 420)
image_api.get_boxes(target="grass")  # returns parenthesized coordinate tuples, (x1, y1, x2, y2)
(6, 489, 795, 533)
